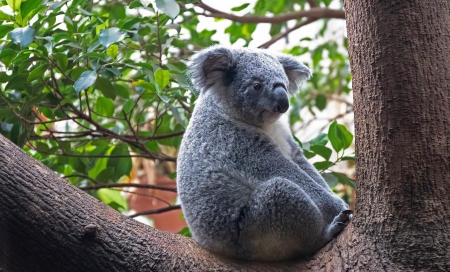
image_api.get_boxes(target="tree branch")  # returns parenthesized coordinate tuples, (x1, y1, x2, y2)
(195, 1, 345, 24)
(79, 183, 177, 192)
(0, 131, 354, 271)
(259, 18, 317, 48)
(307, 0, 319, 8)
(129, 205, 181, 218)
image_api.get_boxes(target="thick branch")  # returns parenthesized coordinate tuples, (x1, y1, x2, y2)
(0, 134, 351, 271)
(195, 1, 345, 24)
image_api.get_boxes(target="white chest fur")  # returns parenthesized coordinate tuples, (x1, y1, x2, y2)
(262, 115, 292, 160)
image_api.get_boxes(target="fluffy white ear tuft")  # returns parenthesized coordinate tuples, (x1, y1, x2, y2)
(187, 46, 233, 94)
(277, 55, 311, 95)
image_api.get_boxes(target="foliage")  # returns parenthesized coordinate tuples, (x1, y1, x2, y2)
(0, 0, 353, 215)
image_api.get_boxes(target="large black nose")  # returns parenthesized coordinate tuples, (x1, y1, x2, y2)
(272, 87, 289, 113)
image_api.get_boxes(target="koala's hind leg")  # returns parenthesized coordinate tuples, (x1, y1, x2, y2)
(325, 210, 353, 239)
(238, 178, 326, 261)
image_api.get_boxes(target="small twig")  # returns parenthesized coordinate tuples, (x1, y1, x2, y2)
(64, 174, 100, 184)
(129, 205, 181, 218)
(259, 18, 317, 48)
(84, 89, 91, 118)
(79, 183, 177, 193)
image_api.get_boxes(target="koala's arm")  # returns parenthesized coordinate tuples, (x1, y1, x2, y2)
(287, 137, 332, 191)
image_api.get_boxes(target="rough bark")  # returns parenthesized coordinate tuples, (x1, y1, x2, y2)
(345, 0, 450, 270)
(1, 1, 450, 271)
(0, 135, 349, 271)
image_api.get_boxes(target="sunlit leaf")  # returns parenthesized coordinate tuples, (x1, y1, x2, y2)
(97, 188, 128, 211)
(231, 3, 250, 11)
(154, 69, 170, 89)
(106, 44, 118, 58)
(99, 27, 126, 48)
(73, 70, 97, 94)
(95, 97, 115, 117)
(155, 0, 180, 20)
(6, 0, 22, 10)
(21, 0, 43, 19)
(10, 26, 35, 47)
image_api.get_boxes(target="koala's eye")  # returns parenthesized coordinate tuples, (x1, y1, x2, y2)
(253, 83, 262, 91)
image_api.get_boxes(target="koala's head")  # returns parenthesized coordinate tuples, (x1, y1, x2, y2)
(188, 46, 311, 126)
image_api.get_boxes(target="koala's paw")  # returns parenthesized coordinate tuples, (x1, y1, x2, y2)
(327, 210, 353, 238)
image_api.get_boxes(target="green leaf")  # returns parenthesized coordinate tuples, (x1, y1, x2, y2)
(328, 121, 343, 152)
(337, 124, 354, 149)
(154, 68, 170, 89)
(293, 135, 302, 148)
(155, 0, 180, 20)
(94, 97, 115, 117)
(0, 25, 14, 39)
(99, 27, 126, 48)
(107, 144, 132, 181)
(331, 172, 356, 188)
(129, 0, 143, 9)
(169, 105, 185, 128)
(341, 156, 355, 161)
(122, 99, 135, 114)
(309, 133, 328, 146)
(303, 149, 315, 159)
(21, 0, 43, 19)
(310, 145, 332, 161)
(27, 63, 49, 82)
(10, 26, 35, 47)
(316, 94, 327, 110)
(73, 70, 97, 94)
(95, 77, 116, 100)
(313, 161, 333, 170)
(321, 173, 338, 188)
(113, 84, 129, 99)
(97, 188, 128, 211)
(5, 73, 28, 90)
(95, 167, 115, 183)
(6, 0, 22, 10)
(178, 227, 192, 237)
(53, 53, 68, 72)
(106, 44, 118, 58)
(231, 3, 250, 11)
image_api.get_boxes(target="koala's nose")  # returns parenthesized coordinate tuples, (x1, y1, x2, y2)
(272, 87, 289, 113)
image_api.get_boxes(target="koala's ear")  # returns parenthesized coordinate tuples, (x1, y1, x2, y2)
(187, 46, 233, 93)
(277, 55, 311, 95)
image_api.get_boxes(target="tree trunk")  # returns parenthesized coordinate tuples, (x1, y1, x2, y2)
(1, 1, 449, 271)
(345, 0, 450, 270)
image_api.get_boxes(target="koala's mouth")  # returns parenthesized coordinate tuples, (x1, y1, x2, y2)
(261, 110, 282, 123)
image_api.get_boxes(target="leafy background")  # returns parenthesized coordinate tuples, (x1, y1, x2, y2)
(0, 0, 354, 233)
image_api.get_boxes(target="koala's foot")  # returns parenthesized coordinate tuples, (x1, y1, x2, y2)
(327, 210, 353, 238)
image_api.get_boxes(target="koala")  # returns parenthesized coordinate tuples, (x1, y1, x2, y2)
(176, 46, 352, 261)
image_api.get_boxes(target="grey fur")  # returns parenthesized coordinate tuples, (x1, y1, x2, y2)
(177, 46, 351, 261)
